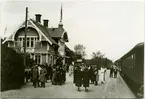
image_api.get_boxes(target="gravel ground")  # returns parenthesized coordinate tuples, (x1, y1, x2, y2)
(1, 70, 136, 99)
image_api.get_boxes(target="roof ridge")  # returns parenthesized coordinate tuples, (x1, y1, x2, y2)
(30, 19, 57, 45)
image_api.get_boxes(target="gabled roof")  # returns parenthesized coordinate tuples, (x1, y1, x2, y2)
(31, 19, 57, 45)
(46, 27, 65, 38)
(3, 17, 68, 45)
(65, 45, 76, 58)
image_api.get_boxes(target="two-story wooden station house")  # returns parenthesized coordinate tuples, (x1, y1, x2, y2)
(3, 13, 69, 66)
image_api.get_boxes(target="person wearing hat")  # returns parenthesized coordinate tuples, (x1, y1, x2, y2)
(82, 66, 90, 91)
(39, 65, 47, 88)
(75, 66, 83, 92)
(52, 64, 57, 85)
(32, 64, 39, 88)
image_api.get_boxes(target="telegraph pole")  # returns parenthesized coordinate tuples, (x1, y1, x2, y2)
(24, 7, 28, 68)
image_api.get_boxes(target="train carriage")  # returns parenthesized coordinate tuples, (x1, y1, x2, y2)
(115, 42, 144, 97)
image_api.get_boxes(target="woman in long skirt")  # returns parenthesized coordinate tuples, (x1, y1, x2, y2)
(89, 66, 95, 84)
(99, 67, 105, 84)
(82, 67, 90, 91)
(52, 66, 57, 85)
(73, 66, 77, 83)
(94, 67, 99, 85)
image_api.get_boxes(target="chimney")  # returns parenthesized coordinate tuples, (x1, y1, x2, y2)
(43, 20, 49, 27)
(35, 14, 41, 23)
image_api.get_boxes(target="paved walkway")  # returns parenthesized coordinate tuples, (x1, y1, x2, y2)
(1, 70, 136, 99)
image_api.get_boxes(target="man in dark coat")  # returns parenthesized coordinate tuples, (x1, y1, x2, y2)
(62, 65, 66, 84)
(75, 66, 82, 92)
(25, 70, 29, 83)
(47, 64, 53, 81)
(73, 66, 76, 83)
(89, 66, 95, 84)
(110, 65, 114, 77)
(114, 66, 118, 78)
(32, 65, 39, 88)
(56, 65, 62, 85)
(82, 66, 90, 91)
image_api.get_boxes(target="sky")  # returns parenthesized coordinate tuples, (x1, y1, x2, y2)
(0, 0, 144, 61)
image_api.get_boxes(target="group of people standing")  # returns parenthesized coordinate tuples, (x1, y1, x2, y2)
(31, 64, 48, 88)
(110, 65, 119, 78)
(30, 63, 67, 88)
(90, 66, 107, 85)
(29, 57, 67, 88)
(73, 65, 90, 91)
(51, 65, 66, 85)
(73, 64, 107, 92)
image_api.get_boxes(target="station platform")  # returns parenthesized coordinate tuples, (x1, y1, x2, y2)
(1, 70, 136, 98)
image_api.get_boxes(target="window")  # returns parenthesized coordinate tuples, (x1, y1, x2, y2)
(47, 43, 49, 50)
(51, 55, 53, 65)
(35, 55, 41, 64)
(19, 38, 22, 41)
(27, 38, 30, 47)
(18, 37, 38, 48)
(31, 38, 34, 47)
(38, 55, 40, 64)
(133, 54, 136, 67)
(35, 55, 37, 63)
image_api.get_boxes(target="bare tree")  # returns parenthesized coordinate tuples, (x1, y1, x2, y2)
(92, 50, 105, 59)
(74, 44, 86, 59)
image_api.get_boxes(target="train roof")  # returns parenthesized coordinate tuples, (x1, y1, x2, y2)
(116, 42, 144, 61)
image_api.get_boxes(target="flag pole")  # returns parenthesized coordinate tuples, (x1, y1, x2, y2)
(60, 2, 62, 22)
(24, 7, 28, 68)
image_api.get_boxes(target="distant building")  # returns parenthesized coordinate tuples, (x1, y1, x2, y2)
(3, 7, 70, 66)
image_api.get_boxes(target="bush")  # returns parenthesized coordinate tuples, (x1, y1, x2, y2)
(1, 44, 24, 91)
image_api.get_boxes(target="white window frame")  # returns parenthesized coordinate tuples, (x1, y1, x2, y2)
(47, 43, 49, 50)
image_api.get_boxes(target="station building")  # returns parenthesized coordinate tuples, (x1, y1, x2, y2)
(3, 13, 69, 66)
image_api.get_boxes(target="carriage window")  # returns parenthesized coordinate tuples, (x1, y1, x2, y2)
(133, 54, 136, 68)
(131, 55, 133, 68)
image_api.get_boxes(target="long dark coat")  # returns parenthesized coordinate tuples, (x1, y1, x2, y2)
(89, 68, 95, 82)
(32, 67, 39, 81)
(73, 69, 77, 83)
(75, 69, 82, 87)
(82, 68, 90, 87)
(56, 67, 62, 85)
(62, 67, 66, 82)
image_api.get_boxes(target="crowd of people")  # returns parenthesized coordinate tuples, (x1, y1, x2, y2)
(72, 64, 108, 92)
(25, 60, 119, 91)
(24, 57, 68, 88)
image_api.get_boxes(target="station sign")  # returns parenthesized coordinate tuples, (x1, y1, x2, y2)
(77, 59, 82, 62)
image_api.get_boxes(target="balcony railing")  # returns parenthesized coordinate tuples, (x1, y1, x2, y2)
(14, 41, 40, 53)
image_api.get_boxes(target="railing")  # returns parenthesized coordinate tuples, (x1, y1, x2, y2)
(14, 41, 41, 53)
